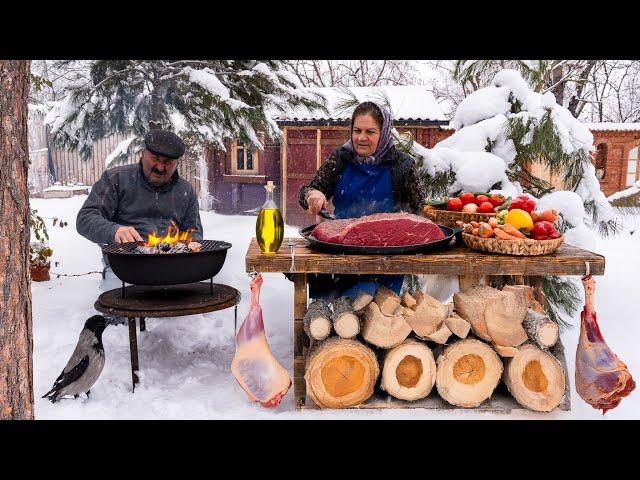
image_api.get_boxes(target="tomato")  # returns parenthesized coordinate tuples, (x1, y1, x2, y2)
(489, 193, 505, 207)
(447, 197, 464, 211)
(458, 192, 475, 205)
(477, 201, 495, 213)
(474, 195, 489, 206)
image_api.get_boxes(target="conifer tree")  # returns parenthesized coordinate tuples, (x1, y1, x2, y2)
(44, 60, 327, 165)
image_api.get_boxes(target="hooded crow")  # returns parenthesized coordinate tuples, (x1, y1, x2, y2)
(43, 315, 107, 402)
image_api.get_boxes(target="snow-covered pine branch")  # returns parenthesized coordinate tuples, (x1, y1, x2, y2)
(410, 69, 620, 239)
(43, 60, 328, 164)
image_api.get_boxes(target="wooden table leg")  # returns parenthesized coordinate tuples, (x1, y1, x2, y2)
(139, 317, 146, 332)
(293, 274, 308, 409)
(128, 317, 139, 391)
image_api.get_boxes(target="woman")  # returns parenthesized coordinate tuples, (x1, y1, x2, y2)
(298, 101, 427, 300)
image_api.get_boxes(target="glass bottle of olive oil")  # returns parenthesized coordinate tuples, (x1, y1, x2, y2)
(256, 181, 284, 255)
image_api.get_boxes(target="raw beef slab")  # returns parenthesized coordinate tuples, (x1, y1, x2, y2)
(312, 212, 445, 246)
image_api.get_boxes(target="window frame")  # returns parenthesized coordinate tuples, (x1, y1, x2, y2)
(230, 139, 260, 175)
(627, 146, 639, 187)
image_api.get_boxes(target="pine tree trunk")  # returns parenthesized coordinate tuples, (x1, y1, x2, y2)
(0, 60, 34, 420)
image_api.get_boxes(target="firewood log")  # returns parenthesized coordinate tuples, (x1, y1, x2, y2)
(362, 301, 411, 349)
(435, 338, 503, 408)
(426, 323, 452, 344)
(352, 291, 374, 314)
(380, 339, 436, 401)
(502, 343, 566, 412)
(303, 300, 332, 341)
(493, 345, 519, 357)
(453, 285, 528, 347)
(445, 313, 471, 339)
(402, 292, 417, 308)
(331, 296, 360, 339)
(375, 285, 401, 316)
(523, 309, 559, 349)
(403, 292, 449, 338)
(502, 284, 535, 308)
(305, 337, 379, 408)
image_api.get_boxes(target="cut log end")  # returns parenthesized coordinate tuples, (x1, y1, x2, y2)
(362, 302, 411, 349)
(436, 339, 503, 408)
(523, 309, 559, 349)
(381, 340, 436, 401)
(303, 300, 333, 341)
(503, 344, 566, 412)
(375, 286, 401, 316)
(445, 314, 471, 339)
(305, 337, 379, 409)
(334, 313, 360, 339)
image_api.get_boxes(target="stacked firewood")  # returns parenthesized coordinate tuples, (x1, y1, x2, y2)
(303, 284, 566, 412)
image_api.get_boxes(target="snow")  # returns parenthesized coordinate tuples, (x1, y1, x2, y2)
(608, 180, 640, 202)
(537, 191, 586, 227)
(585, 122, 640, 131)
(30, 196, 640, 419)
(104, 136, 136, 168)
(451, 85, 511, 130)
(274, 86, 448, 123)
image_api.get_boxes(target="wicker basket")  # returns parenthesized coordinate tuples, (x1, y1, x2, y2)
(422, 208, 496, 228)
(462, 233, 564, 256)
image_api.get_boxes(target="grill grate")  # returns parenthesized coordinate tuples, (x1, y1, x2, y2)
(102, 240, 231, 256)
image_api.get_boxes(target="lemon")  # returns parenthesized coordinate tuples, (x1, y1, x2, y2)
(504, 209, 533, 231)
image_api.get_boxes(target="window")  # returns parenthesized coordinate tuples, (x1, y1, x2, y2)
(595, 143, 607, 180)
(627, 147, 638, 187)
(231, 139, 259, 174)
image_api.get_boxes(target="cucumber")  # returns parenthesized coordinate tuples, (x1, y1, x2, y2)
(426, 199, 448, 208)
(473, 191, 491, 197)
(496, 196, 512, 211)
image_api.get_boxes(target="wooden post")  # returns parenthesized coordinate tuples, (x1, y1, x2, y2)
(128, 318, 139, 391)
(293, 273, 308, 409)
(280, 126, 288, 223)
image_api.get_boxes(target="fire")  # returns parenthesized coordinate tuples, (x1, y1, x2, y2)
(144, 221, 194, 247)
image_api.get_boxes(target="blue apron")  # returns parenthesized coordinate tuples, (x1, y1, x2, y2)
(327, 162, 404, 299)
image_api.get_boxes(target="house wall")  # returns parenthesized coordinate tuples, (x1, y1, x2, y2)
(591, 130, 640, 196)
(208, 138, 281, 215)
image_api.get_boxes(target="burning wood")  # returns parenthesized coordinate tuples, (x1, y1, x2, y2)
(133, 221, 201, 254)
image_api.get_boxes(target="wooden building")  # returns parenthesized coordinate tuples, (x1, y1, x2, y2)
(208, 86, 450, 226)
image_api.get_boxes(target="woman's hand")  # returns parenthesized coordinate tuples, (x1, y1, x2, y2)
(306, 189, 329, 215)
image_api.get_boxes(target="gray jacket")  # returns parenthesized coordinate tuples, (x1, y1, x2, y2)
(76, 161, 203, 245)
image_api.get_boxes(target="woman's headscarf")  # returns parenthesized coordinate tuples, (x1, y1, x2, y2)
(343, 101, 394, 165)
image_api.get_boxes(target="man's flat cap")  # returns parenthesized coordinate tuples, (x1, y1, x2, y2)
(144, 129, 185, 159)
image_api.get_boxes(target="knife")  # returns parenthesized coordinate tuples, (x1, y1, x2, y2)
(318, 208, 336, 220)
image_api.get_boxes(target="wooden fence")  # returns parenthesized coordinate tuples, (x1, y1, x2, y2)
(28, 119, 203, 196)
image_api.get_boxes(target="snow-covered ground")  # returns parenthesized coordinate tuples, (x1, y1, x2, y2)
(31, 196, 640, 419)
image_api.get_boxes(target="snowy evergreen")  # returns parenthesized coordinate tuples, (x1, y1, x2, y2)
(397, 69, 623, 325)
(43, 60, 327, 165)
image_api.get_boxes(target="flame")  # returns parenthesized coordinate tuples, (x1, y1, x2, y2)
(144, 221, 194, 247)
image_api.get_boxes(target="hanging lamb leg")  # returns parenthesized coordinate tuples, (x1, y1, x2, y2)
(231, 274, 292, 408)
(575, 275, 635, 414)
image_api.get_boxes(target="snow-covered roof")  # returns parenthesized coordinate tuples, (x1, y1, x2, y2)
(584, 122, 640, 132)
(274, 86, 448, 124)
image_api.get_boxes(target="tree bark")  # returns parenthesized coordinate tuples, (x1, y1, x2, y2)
(0, 60, 34, 419)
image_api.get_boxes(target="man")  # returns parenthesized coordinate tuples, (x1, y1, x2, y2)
(77, 129, 203, 288)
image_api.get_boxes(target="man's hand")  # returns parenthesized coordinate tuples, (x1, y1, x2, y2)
(115, 226, 143, 243)
(306, 189, 329, 215)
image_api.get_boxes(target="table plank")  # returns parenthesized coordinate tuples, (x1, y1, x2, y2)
(245, 238, 605, 276)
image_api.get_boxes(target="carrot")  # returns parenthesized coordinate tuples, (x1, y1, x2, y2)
(494, 228, 522, 241)
(500, 223, 526, 239)
(478, 223, 494, 238)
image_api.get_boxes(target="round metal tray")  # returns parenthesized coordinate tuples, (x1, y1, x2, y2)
(299, 224, 459, 255)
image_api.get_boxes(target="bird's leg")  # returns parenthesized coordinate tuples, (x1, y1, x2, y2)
(74, 394, 79, 399)
(86, 390, 91, 398)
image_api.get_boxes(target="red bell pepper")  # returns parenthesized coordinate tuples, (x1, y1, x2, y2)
(507, 195, 536, 213)
(531, 221, 560, 240)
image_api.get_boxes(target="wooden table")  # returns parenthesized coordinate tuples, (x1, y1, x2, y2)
(95, 282, 240, 391)
(245, 237, 605, 410)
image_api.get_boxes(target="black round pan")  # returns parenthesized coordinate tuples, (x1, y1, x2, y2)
(299, 224, 460, 255)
